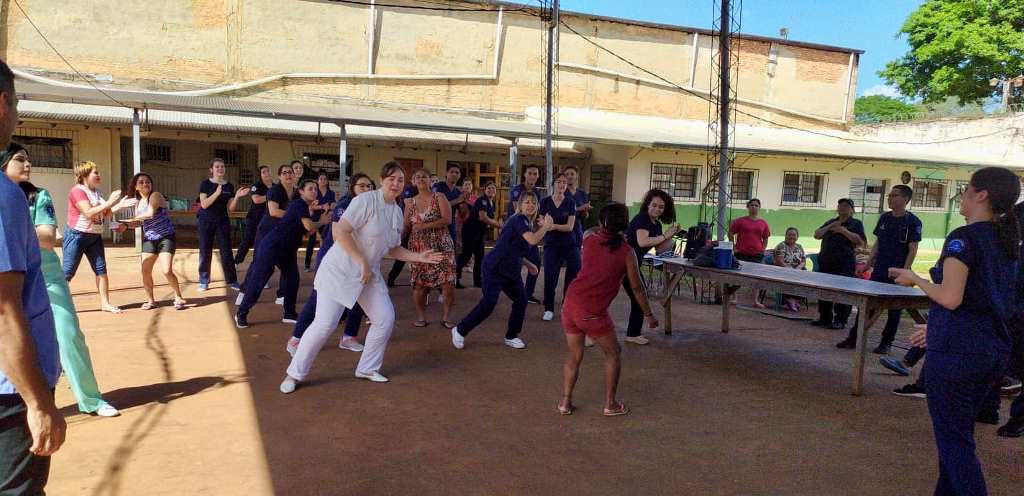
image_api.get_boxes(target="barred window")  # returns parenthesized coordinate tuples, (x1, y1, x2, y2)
(143, 143, 172, 162)
(588, 164, 614, 203)
(849, 178, 886, 214)
(15, 136, 73, 169)
(650, 163, 700, 200)
(707, 169, 756, 203)
(912, 179, 947, 209)
(782, 172, 827, 206)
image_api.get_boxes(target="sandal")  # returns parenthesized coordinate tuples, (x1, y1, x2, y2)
(140, 302, 155, 311)
(557, 403, 575, 416)
(173, 300, 187, 311)
(603, 402, 629, 417)
(413, 320, 428, 328)
(442, 321, 456, 329)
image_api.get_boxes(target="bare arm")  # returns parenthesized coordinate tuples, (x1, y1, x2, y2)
(635, 226, 679, 249)
(837, 227, 866, 247)
(412, 194, 452, 231)
(0, 272, 66, 456)
(890, 258, 968, 310)
(34, 225, 58, 251)
(624, 251, 655, 318)
(904, 242, 919, 270)
(813, 221, 835, 240)
(250, 193, 268, 205)
(75, 190, 122, 218)
(198, 184, 222, 210)
(227, 187, 249, 213)
(267, 200, 286, 219)
(521, 216, 554, 245)
(773, 247, 786, 267)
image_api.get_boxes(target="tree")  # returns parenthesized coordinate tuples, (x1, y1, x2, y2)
(880, 0, 1024, 106)
(854, 95, 920, 122)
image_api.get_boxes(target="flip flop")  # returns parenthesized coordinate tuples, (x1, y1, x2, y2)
(173, 300, 187, 311)
(557, 403, 575, 416)
(413, 320, 429, 328)
(603, 402, 629, 417)
(442, 321, 456, 329)
(140, 302, 155, 311)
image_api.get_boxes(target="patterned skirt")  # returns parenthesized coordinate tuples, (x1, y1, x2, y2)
(409, 226, 456, 288)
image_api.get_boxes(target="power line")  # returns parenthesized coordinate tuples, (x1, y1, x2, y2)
(328, 0, 535, 13)
(12, 0, 129, 108)
(558, 18, 1020, 146)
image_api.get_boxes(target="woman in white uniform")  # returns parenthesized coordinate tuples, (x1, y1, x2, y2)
(281, 162, 443, 393)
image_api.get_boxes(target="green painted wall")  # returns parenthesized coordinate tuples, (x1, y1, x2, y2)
(627, 203, 965, 252)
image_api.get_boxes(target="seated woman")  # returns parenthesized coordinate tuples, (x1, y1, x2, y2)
(773, 227, 806, 312)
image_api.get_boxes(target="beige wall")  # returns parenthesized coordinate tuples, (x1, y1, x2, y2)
(7, 0, 858, 128)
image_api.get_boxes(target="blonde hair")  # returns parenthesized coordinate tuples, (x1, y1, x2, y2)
(516, 190, 540, 224)
(74, 160, 98, 185)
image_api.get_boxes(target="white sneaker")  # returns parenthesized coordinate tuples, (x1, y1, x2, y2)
(264, 283, 271, 289)
(355, 371, 389, 383)
(624, 336, 650, 345)
(275, 297, 284, 305)
(235, 292, 244, 306)
(280, 376, 298, 394)
(197, 284, 208, 293)
(95, 404, 120, 417)
(542, 311, 554, 321)
(504, 337, 527, 349)
(451, 327, 465, 349)
(285, 337, 300, 356)
(584, 336, 595, 347)
(338, 337, 364, 352)
(281, 316, 298, 324)
(438, 294, 444, 304)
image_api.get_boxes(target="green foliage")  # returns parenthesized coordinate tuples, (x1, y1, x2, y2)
(854, 95, 919, 122)
(880, 0, 1024, 105)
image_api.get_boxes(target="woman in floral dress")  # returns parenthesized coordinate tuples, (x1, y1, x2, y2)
(405, 169, 456, 327)
(773, 227, 806, 311)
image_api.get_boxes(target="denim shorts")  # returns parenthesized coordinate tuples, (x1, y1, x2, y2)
(142, 235, 176, 255)
(61, 228, 107, 279)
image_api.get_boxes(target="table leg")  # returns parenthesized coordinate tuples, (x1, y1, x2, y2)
(660, 272, 683, 336)
(852, 300, 881, 396)
(907, 308, 927, 325)
(721, 284, 738, 334)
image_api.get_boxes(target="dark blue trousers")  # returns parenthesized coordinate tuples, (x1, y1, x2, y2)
(237, 240, 299, 317)
(542, 243, 581, 312)
(1009, 317, 1024, 421)
(456, 226, 485, 287)
(456, 271, 526, 340)
(524, 246, 540, 298)
(198, 217, 237, 285)
(234, 215, 261, 265)
(292, 289, 362, 339)
(924, 350, 1007, 496)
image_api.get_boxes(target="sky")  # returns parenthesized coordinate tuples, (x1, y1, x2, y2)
(557, 0, 924, 98)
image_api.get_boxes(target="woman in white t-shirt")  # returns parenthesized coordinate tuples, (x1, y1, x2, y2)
(62, 160, 134, 313)
(281, 162, 444, 393)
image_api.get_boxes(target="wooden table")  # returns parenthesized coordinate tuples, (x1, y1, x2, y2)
(654, 257, 931, 395)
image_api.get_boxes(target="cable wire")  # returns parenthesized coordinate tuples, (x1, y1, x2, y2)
(12, 0, 129, 108)
(328, 0, 535, 13)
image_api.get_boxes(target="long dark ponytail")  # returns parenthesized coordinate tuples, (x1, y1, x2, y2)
(599, 202, 629, 251)
(970, 167, 1020, 259)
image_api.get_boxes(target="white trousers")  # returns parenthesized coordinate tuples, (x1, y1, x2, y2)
(287, 280, 396, 380)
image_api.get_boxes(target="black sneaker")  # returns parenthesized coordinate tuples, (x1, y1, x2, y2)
(836, 339, 856, 349)
(528, 296, 541, 305)
(810, 320, 830, 327)
(827, 322, 847, 330)
(1000, 376, 1022, 396)
(892, 384, 926, 398)
(976, 410, 999, 425)
(234, 313, 250, 329)
(872, 343, 891, 355)
(997, 417, 1024, 438)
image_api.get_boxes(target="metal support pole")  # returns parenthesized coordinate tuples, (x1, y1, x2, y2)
(338, 122, 348, 187)
(132, 108, 142, 251)
(715, 0, 731, 242)
(543, 0, 559, 192)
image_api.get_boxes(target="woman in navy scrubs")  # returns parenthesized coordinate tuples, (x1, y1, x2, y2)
(234, 165, 273, 265)
(890, 167, 1020, 496)
(234, 180, 329, 328)
(196, 158, 249, 291)
(287, 174, 375, 355)
(451, 191, 554, 350)
(241, 164, 295, 298)
(456, 182, 500, 288)
(623, 189, 680, 345)
(304, 171, 336, 272)
(539, 172, 578, 321)
(508, 164, 543, 303)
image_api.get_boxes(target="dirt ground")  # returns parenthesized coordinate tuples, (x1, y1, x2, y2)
(48, 246, 1022, 495)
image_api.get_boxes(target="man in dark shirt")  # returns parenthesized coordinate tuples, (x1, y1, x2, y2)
(811, 198, 866, 332)
(432, 164, 465, 242)
(842, 185, 922, 352)
(235, 165, 273, 265)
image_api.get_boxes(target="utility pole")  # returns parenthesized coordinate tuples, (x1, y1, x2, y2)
(544, 0, 559, 192)
(715, 0, 731, 241)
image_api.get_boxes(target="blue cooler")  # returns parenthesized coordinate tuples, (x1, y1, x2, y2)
(713, 242, 734, 269)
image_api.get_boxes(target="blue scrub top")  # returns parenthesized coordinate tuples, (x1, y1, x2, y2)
(484, 213, 534, 280)
(465, 196, 495, 232)
(626, 211, 662, 261)
(433, 181, 461, 238)
(0, 175, 60, 394)
(539, 195, 577, 247)
(197, 179, 235, 221)
(507, 184, 542, 217)
(258, 183, 292, 234)
(313, 187, 336, 223)
(267, 198, 313, 250)
(570, 188, 589, 246)
(927, 222, 1019, 356)
(871, 211, 923, 281)
(246, 181, 270, 221)
(316, 195, 353, 267)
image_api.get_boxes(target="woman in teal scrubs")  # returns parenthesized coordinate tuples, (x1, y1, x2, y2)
(2, 143, 118, 417)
